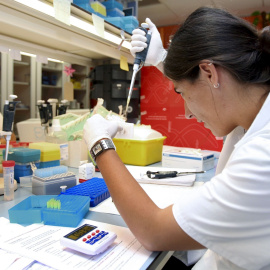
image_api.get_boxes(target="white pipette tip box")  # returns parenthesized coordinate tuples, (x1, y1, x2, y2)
(162, 146, 215, 171)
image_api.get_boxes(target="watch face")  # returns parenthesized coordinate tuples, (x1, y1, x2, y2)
(93, 144, 102, 155)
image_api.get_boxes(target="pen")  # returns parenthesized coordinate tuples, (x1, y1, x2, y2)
(145, 170, 205, 179)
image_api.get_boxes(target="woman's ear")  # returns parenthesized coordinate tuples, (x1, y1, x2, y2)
(199, 62, 219, 88)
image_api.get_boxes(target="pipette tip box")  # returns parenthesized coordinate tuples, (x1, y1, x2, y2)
(61, 177, 110, 207)
(8, 195, 90, 227)
(32, 174, 77, 195)
(162, 146, 215, 171)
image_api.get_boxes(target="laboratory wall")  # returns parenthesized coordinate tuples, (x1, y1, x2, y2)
(140, 66, 223, 151)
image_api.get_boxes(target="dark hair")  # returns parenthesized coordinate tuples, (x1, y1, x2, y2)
(164, 7, 270, 85)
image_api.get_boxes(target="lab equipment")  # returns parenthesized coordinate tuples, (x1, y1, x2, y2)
(60, 223, 117, 255)
(47, 98, 58, 118)
(34, 165, 68, 178)
(3, 160, 15, 201)
(29, 142, 61, 162)
(3, 147, 41, 163)
(162, 146, 215, 171)
(113, 125, 166, 166)
(3, 147, 41, 182)
(14, 162, 40, 182)
(79, 162, 95, 181)
(125, 25, 151, 117)
(8, 195, 90, 227)
(2, 95, 20, 161)
(57, 99, 69, 115)
(61, 177, 110, 207)
(145, 170, 205, 179)
(37, 100, 53, 134)
(32, 169, 76, 195)
(46, 119, 69, 165)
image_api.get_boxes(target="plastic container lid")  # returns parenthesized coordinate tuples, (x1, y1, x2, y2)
(2, 160, 15, 167)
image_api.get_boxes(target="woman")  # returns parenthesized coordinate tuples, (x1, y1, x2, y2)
(84, 7, 270, 269)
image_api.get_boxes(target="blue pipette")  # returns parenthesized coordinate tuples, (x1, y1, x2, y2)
(125, 24, 152, 117)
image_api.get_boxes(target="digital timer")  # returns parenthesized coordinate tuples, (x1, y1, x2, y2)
(60, 224, 117, 255)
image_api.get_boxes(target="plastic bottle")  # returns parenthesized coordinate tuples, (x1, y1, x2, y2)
(46, 119, 69, 165)
(3, 160, 15, 201)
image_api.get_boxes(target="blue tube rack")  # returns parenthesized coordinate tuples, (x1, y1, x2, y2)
(8, 195, 90, 227)
(61, 177, 110, 207)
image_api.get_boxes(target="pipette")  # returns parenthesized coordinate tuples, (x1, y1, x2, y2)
(125, 23, 152, 117)
(37, 100, 53, 135)
(2, 95, 20, 161)
(57, 99, 69, 115)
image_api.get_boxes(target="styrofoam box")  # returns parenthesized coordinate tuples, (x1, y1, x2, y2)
(162, 146, 215, 171)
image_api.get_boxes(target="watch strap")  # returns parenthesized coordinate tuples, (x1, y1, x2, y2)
(90, 139, 116, 164)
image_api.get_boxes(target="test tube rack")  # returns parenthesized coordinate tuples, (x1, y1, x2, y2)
(61, 177, 110, 207)
(8, 195, 90, 227)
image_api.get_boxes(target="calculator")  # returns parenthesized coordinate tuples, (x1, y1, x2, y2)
(60, 224, 117, 255)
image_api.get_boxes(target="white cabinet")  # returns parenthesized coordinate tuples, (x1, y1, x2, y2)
(36, 60, 68, 106)
(1, 53, 36, 135)
(71, 64, 90, 109)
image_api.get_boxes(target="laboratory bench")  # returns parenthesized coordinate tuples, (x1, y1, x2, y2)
(0, 160, 217, 269)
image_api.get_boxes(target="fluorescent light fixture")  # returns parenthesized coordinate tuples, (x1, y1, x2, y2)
(48, 58, 63, 63)
(14, 0, 131, 50)
(20, 52, 63, 63)
(21, 51, 36, 57)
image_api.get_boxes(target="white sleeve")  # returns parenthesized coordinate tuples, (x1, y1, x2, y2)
(173, 136, 270, 270)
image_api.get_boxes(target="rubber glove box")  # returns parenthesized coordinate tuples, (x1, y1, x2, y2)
(3, 147, 41, 163)
(29, 142, 60, 162)
(113, 126, 166, 166)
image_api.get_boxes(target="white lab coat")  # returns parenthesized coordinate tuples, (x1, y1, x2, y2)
(173, 93, 270, 270)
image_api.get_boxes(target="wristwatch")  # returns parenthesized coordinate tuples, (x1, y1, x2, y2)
(90, 139, 116, 164)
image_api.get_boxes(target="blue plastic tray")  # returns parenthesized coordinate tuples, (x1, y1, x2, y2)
(8, 195, 90, 227)
(39, 160, 60, 168)
(61, 177, 110, 207)
(3, 148, 41, 163)
(14, 161, 40, 182)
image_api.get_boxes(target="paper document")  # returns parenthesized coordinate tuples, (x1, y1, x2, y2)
(126, 165, 196, 186)
(0, 219, 152, 270)
(91, 182, 204, 215)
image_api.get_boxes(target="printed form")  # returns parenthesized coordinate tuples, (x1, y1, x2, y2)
(0, 219, 153, 270)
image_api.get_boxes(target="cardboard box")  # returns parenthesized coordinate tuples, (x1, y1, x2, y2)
(162, 146, 215, 171)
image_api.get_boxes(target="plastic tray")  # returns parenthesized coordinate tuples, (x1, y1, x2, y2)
(8, 195, 90, 227)
(113, 137, 166, 166)
(29, 142, 61, 162)
(103, 0, 123, 11)
(39, 160, 60, 168)
(105, 17, 124, 29)
(91, 1, 106, 16)
(122, 16, 139, 27)
(61, 177, 110, 207)
(14, 161, 40, 182)
(3, 147, 41, 163)
(107, 7, 124, 17)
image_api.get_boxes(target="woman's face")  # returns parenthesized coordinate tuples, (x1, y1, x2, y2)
(174, 78, 236, 137)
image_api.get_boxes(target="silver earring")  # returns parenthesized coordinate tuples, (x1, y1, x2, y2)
(214, 83, 220, 88)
